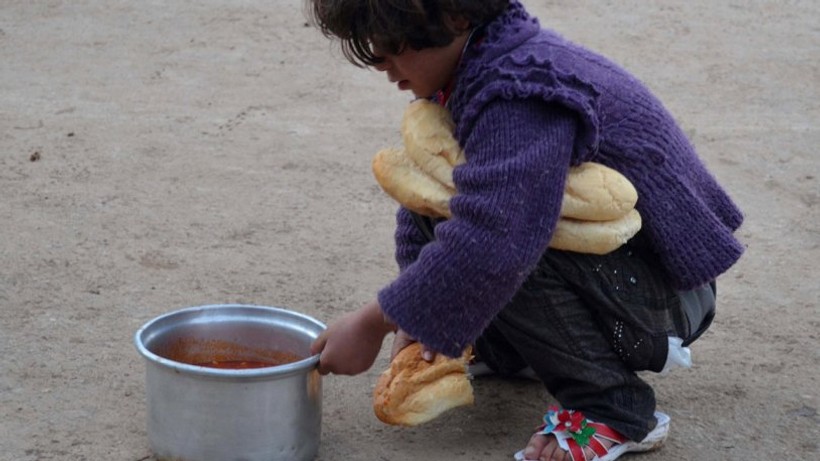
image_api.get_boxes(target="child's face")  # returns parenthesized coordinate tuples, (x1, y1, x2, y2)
(371, 32, 471, 99)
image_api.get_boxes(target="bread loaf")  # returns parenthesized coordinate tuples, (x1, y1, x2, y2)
(372, 147, 453, 218)
(561, 162, 638, 221)
(401, 99, 465, 189)
(372, 101, 643, 254)
(373, 343, 474, 426)
(549, 208, 643, 255)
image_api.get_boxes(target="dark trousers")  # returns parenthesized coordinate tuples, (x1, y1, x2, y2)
(409, 213, 715, 441)
(473, 234, 715, 441)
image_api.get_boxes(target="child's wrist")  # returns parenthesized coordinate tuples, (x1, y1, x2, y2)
(366, 300, 397, 335)
(381, 311, 398, 334)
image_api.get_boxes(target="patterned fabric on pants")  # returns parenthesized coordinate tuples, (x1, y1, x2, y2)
(473, 233, 713, 442)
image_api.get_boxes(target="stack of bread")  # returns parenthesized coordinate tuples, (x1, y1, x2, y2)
(372, 99, 642, 255)
(370, 100, 643, 428)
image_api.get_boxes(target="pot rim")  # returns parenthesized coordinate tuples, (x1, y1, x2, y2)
(134, 304, 326, 379)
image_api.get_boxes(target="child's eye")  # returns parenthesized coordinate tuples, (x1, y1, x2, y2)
(369, 36, 406, 57)
(368, 36, 389, 55)
(369, 42, 386, 57)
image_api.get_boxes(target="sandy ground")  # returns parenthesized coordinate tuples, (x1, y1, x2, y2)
(1, 1, 818, 460)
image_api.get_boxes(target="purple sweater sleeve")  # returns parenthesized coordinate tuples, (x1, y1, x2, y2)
(393, 207, 429, 272)
(378, 99, 578, 357)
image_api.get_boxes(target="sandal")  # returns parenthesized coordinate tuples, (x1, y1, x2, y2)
(513, 407, 670, 461)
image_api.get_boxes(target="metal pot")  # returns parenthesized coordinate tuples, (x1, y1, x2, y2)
(134, 304, 326, 461)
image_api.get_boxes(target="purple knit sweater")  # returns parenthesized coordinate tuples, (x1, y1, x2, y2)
(378, 1, 744, 357)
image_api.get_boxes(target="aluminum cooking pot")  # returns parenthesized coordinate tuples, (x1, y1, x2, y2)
(134, 304, 326, 461)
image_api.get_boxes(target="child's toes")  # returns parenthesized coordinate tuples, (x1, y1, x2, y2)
(522, 433, 567, 461)
(522, 433, 549, 460)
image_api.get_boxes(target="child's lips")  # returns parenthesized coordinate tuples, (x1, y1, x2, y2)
(388, 75, 410, 90)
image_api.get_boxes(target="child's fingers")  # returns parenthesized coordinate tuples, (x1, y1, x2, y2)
(310, 335, 333, 375)
(310, 330, 328, 357)
(389, 330, 416, 360)
(421, 347, 436, 362)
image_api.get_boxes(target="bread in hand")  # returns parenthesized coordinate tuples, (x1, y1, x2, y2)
(373, 343, 474, 427)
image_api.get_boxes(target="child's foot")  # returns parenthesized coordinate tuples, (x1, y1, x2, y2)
(513, 409, 670, 461)
(524, 434, 604, 461)
(522, 432, 615, 460)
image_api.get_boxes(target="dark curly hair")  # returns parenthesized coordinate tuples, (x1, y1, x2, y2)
(306, 0, 509, 67)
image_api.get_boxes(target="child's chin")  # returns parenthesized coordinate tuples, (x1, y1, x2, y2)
(409, 88, 434, 99)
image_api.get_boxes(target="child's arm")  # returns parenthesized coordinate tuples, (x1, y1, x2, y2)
(310, 299, 395, 375)
(394, 206, 430, 271)
(378, 99, 578, 357)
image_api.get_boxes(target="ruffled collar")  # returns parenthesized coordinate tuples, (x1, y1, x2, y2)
(460, 0, 541, 66)
(447, 1, 542, 125)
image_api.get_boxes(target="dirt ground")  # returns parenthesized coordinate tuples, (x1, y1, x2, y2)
(1, 1, 817, 460)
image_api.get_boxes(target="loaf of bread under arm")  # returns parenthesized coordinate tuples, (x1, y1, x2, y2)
(372, 100, 643, 254)
(561, 162, 638, 221)
(372, 147, 453, 218)
(550, 209, 643, 255)
(400, 99, 465, 190)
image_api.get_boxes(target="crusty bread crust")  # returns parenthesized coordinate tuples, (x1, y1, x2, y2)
(561, 162, 638, 221)
(401, 99, 465, 190)
(372, 147, 453, 218)
(550, 208, 643, 255)
(373, 343, 474, 426)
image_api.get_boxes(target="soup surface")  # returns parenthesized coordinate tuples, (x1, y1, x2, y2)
(195, 359, 284, 369)
(159, 337, 304, 369)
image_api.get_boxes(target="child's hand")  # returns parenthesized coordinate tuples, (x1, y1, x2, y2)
(311, 300, 394, 375)
(390, 329, 437, 362)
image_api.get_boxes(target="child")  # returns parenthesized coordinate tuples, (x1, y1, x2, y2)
(306, 1, 744, 460)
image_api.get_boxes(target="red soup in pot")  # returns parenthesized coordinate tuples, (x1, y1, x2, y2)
(159, 337, 304, 369)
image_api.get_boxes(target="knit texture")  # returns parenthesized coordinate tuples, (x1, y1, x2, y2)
(379, 0, 744, 357)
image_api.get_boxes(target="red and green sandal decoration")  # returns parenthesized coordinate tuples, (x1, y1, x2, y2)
(536, 407, 628, 461)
